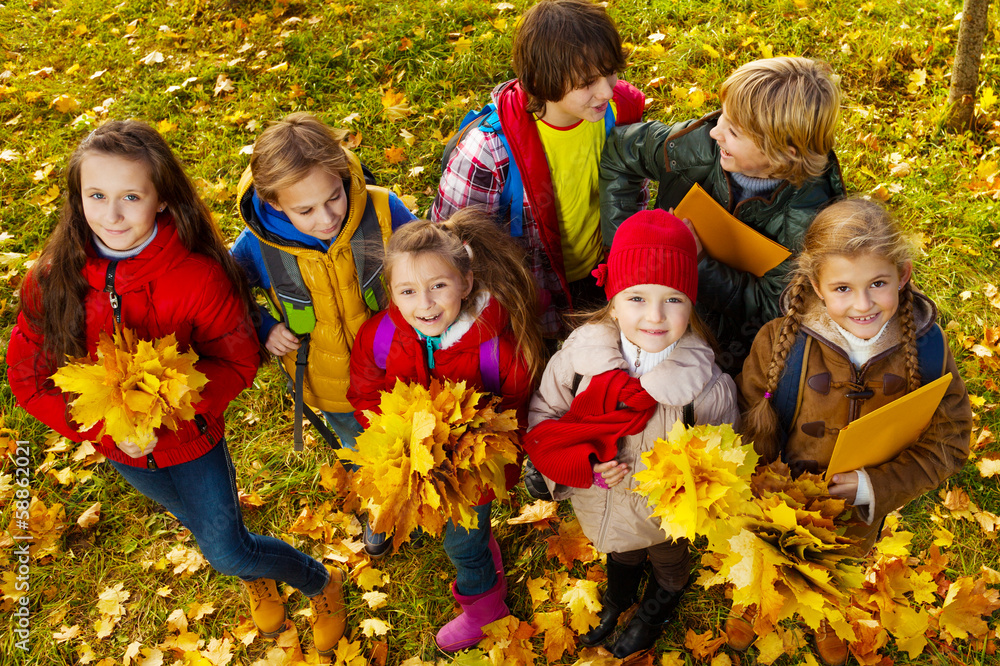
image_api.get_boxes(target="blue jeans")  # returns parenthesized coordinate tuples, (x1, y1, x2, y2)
(320, 411, 362, 452)
(443, 501, 497, 596)
(110, 440, 328, 596)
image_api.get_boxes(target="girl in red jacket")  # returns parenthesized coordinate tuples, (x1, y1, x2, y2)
(6, 121, 346, 655)
(348, 210, 545, 651)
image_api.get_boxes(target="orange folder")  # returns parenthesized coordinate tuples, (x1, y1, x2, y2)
(673, 183, 792, 278)
(825, 372, 953, 480)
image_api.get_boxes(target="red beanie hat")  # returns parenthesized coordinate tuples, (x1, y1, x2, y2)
(592, 209, 698, 303)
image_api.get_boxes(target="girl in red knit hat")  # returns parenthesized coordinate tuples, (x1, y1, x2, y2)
(523, 208, 739, 658)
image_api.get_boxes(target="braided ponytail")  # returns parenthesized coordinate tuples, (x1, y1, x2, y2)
(898, 281, 921, 391)
(741, 275, 809, 462)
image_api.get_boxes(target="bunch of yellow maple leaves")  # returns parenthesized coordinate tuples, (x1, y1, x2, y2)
(633, 422, 759, 541)
(340, 378, 520, 552)
(50, 328, 208, 450)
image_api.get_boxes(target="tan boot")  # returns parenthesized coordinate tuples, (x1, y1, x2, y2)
(243, 578, 287, 638)
(310, 567, 347, 656)
(813, 619, 848, 666)
(724, 605, 757, 652)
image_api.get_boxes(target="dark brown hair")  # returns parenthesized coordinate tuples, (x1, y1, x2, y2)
(741, 199, 917, 461)
(22, 120, 259, 364)
(512, 0, 627, 116)
(383, 210, 546, 379)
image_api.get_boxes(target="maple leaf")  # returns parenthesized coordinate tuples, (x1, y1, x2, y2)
(380, 88, 412, 121)
(51, 94, 79, 113)
(359, 618, 391, 637)
(935, 576, 1000, 643)
(545, 516, 598, 568)
(559, 578, 601, 633)
(77, 502, 101, 528)
(633, 422, 757, 540)
(341, 379, 519, 552)
(384, 146, 406, 164)
(684, 628, 726, 661)
(531, 611, 575, 662)
(51, 328, 208, 450)
(213, 74, 234, 97)
(506, 499, 559, 530)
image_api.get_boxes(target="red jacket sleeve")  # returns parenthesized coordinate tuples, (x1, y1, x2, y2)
(348, 313, 388, 428)
(182, 260, 260, 417)
(612, 80, 646, 126)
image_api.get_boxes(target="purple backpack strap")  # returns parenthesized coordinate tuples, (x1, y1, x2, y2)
(479, 337, 501, 394)
(373, 314, 396, 370)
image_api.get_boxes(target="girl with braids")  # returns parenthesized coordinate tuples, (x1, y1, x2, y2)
(731, 198, 972, 665)
(348, 209, 544, 652)
(7, 121, 347, 655)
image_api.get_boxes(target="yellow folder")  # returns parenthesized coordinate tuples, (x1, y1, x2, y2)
(673, 183, 792, 278)
(825, 372, 953, 480)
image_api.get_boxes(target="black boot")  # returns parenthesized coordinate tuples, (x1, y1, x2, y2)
(522, 458, 553, 501)
(578, 559, 645, 647)
(611, 578, 684, 658)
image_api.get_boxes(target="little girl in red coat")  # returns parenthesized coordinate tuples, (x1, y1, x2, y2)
(348, 209, 545, 651)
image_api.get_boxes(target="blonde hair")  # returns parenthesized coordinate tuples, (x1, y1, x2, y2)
(384, 210, 546, 379)
(741, 199, 918, 461)
(250, 112, 350, 204)
(720, 56, 840, 187)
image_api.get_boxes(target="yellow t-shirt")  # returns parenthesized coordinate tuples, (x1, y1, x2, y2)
(536, 104, 613, 283)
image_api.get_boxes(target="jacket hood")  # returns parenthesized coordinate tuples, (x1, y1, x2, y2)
(83, 217, 189, 293)
(559, 321, 718, 405)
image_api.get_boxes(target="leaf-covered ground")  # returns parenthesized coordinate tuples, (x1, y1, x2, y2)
(1, 0, 999, 664)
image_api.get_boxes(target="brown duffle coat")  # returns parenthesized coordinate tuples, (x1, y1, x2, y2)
(738, 291, 973, 549)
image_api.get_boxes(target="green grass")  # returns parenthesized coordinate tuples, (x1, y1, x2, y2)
(2, 0, 1000, 663)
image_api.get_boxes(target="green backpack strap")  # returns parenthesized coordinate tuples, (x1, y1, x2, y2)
(258, 243, 317, 451)
(351, 193, 389, 313)
(259, 242, 316, 336)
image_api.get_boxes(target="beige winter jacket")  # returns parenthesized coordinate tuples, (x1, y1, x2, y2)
(528, 322, 740, 553)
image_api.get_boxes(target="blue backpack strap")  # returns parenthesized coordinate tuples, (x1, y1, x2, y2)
(916, 323, 947, 384)
(478, 336, 501, 394)
(481, 108, 524, 239)
(604, 101, 616, 135)
(773, 332, 810, 446)
(372, 314, 397, 370)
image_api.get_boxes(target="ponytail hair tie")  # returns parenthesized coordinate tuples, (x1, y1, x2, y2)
(591, 263, 609, 287)
(763, 391, 773, 400)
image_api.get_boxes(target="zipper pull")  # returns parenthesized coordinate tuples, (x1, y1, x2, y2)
(104, 261, 121, 325)
(634, 344, 641, 369)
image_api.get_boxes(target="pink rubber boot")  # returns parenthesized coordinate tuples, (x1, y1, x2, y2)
(435, 576, 510, 652)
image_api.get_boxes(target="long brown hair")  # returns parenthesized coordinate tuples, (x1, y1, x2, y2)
(383, 209, 546, 379)
(22, 120, 259, 364)
(741, 199, 918, 461)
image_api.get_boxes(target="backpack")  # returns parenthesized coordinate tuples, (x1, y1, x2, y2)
(371, 313, 502, 395)
(771, 324, 948, 447)
(258, 169, 390, 451)
(438, 102, 617, 238)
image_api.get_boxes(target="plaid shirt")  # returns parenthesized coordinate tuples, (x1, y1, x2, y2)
(432, 127, 567, 336)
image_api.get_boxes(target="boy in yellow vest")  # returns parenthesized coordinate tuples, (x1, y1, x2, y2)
(233, 113, 414, 557)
